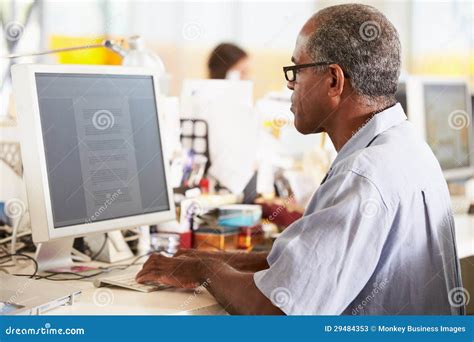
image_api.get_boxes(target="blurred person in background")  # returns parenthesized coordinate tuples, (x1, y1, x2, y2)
(208, 43, 250, 80)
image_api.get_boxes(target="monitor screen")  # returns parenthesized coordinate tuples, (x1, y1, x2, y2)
(35, 73, 170, 228)
(395, 82, 407, 115)
(423, 83, 471, 170)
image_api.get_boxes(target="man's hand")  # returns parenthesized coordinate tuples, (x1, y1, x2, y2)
(135, 252, 284, 315)
(136, 253, 203, 289)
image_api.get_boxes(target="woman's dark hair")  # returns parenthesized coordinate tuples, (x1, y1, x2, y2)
(207, 43, 248, 79)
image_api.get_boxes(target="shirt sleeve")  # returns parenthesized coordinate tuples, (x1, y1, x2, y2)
(254, 170, 393, 315)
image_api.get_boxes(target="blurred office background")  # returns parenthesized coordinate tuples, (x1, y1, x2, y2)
(1, 0, 472, 101)
(0, 0, 473, 314)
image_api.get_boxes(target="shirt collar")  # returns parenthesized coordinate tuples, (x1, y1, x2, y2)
(332, 103, 407, 165)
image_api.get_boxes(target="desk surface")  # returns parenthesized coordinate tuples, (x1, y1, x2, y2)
(7, 214, 472, 315)
(11, 261, 225, 316)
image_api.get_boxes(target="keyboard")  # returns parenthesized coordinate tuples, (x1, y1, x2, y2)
(93, 273, 170, 293)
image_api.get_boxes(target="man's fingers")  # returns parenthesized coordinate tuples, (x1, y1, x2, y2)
(136, 254, 198, 284)
(136, 255, 175, 279)
(141, 253, 171, 271)
(136, 264, 162, 279)
(136, 271, 162, 284)
(135, 268, 150, 279)
(142, 253, 162, 268)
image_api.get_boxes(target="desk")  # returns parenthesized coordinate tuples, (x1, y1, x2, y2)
(7, 214, 473, 315)
(10, 260, 226, 315)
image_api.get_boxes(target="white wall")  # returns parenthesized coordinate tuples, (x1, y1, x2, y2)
(40, 1, 472, 75)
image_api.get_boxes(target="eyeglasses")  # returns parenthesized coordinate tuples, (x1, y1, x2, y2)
(283, 62, 348, 82)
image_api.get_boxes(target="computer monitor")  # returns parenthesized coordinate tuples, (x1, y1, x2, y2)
(11, 64, 175, 271)
(180, 79, 258, 194)
(395, 81, 407, 115)
(406, 76, 473, 180)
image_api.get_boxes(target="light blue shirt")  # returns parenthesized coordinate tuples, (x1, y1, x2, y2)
(254, 104, 463, 315)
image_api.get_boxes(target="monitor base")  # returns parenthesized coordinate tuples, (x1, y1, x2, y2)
(84, 231, 134, 263)
(35, 237, 76, 272)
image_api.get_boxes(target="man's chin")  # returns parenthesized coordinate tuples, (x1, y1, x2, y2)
(294, 122, 311, 135)
(294, 120, 323, 135)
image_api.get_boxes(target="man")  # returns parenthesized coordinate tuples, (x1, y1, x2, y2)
(137, 4, 463, 315)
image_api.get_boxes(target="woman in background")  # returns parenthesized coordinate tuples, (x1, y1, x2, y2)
(208, 43, 250, 80)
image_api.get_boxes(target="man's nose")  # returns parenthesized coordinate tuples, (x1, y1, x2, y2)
(287, 80, 295, 91)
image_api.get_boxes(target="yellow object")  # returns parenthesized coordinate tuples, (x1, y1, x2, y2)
(193, 232, 239, 251)
(49, 35, 122, 65)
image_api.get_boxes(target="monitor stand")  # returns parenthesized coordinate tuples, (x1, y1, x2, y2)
(35, 232, 135, 272)
(35, 237, 92, 273)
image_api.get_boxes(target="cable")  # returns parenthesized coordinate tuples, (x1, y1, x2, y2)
(0, 249, 153, 282)
(0, 253, 38, 278)
(37, 269, 108, 281)
(34, 252, 152, 281)
(0, 244, 9, 255)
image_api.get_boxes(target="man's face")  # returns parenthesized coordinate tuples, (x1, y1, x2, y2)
(288, 30, 330, 135)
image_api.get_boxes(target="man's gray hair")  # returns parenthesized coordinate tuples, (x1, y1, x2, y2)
(307, 4, 401, 103)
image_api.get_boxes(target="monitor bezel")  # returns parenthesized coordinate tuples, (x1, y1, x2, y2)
(406, 75, 474, 180)
(12, 63, 176, 242)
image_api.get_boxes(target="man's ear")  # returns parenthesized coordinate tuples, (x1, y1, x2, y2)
(327, 64, 345, 98)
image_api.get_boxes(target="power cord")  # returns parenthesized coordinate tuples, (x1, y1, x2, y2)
(0, 253, 38, 278)
(34, 252, 152, 281)
(0, 250, 153, 281)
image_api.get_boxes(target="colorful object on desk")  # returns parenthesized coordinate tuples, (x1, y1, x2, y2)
(181, 150, 208, 188)
(180, 118, 210, 173)
(150, 232, 180, 255)
(218, 204, 262, 227)
(192, 205, 263, 251)
(193, 231, 239, 251)
(256, 197, 303, 228)
(238, 224, 264, 250)
(0, 202, 10, 227)
(49, 35, 123, 65)
(199, 178, 210, 194)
